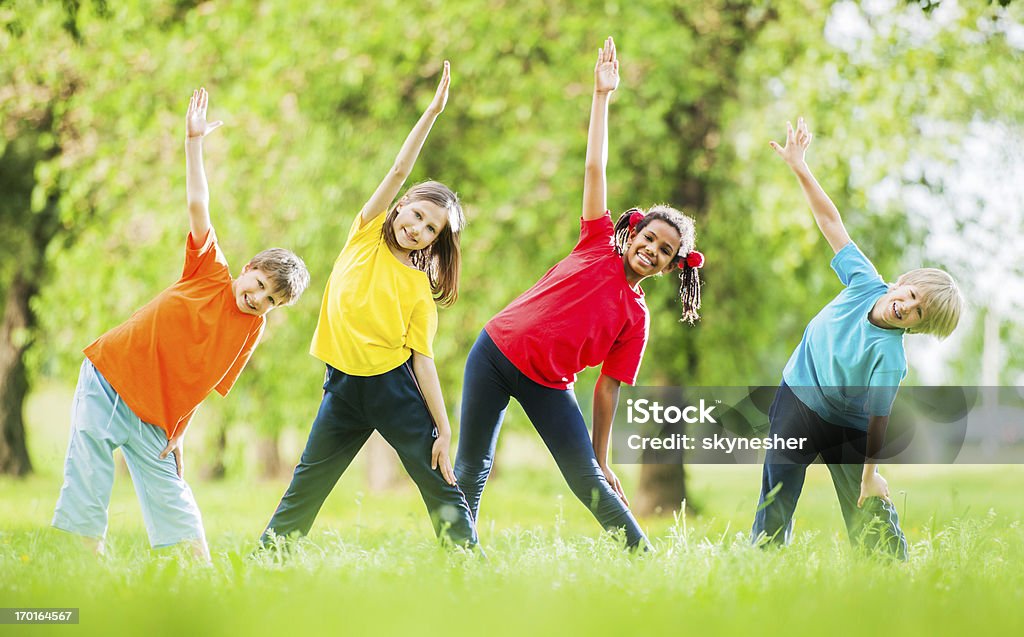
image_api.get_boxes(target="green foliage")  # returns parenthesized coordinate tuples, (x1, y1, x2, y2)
(2, 0, 1022, 462)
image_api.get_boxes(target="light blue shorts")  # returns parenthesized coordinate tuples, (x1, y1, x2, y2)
(52, 359, 206, 548)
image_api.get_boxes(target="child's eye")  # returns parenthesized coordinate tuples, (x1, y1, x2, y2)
(268, 297, 276, 306)
(661, 247, 671, 255)
(917, 308, 923, 318)
(258, 281, 265, 289)
(415, 212, 422, 219)
(910, 291, 916, 299)
(428, 225, 436, 234)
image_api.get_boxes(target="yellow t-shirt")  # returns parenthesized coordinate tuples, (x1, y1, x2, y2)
(310, 213, 437, 376)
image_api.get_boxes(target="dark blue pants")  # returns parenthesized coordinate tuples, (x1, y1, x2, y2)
(751, 382, 908, 559)
(261, 361, 478, 547)
(455, 330, 648, 549)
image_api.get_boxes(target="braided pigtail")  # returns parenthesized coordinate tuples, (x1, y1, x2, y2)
(676, 250, 704, 324)
(613, 207, 644, 255)
(615, 204, 704, 323)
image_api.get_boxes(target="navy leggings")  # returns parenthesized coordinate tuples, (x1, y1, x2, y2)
(261, 361, 478, 547)
(455, 330, 648, 549)
(751, 382, 908, 559)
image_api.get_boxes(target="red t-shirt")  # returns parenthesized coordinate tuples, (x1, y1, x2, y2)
(485, 213, 649, 389)
(84, 229, 265, 439)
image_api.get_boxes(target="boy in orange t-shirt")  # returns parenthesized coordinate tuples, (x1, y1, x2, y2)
(52, 89, 310, 560)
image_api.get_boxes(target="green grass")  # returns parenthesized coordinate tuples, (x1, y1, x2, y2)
(3, 464, 1024, 636)
(3, 384, 1024, 635)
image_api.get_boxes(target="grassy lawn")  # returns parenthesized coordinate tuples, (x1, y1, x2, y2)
(2, 384, 1023, 635)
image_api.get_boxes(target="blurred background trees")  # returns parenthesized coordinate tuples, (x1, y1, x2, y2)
(2, 0, 1021, 514)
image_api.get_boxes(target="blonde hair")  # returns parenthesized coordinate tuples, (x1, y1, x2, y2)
(895, 268, 964, 339)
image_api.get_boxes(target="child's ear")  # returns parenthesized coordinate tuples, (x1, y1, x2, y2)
(242, 262, 252, 273)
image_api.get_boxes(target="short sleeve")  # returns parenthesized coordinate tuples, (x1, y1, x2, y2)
(830, 242, 884, 291)
(572, 212, 616, 254)
(406, 298, 438, 358)
(600, 313, 649, 385)
(865, 369, 905, 416)
(182, 228, 229, 281)
(214, 320, 265, 396)
(349, 212, 386, 240)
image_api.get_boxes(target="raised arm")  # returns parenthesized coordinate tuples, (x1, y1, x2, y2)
(184, 88, 224, 240)
(770, 117, 852, 254)
(581, 37, 619, 222)
(359, 61, 451, 224)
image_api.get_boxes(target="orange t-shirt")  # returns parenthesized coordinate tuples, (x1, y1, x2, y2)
(84, 229, 265, 439)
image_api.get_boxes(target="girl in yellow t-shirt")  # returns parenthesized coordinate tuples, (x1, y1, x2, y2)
(261, 61, 478, 548)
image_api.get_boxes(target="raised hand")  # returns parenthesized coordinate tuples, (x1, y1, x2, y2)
(594, 36, 619, 94)
(770, 116, 812, 169)
(185, 88, 224, 140)
(358, 61, 451, 224)
(427, 61, 451, 115)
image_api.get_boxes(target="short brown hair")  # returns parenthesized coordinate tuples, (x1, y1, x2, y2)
(248, 248, 310, 305)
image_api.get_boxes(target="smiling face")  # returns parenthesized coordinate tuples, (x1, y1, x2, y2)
(231, 265, 284, 316)
(623, 219, 683, 281)
(391, 199, 449, 253)
(869, 284, 926, 330)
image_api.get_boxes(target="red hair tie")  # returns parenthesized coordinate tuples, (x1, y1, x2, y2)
(679, 250, 704, 270)
(628, 210, 645, 230)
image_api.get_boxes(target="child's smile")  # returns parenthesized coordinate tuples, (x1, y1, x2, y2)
(392, 200, 448, 253)
(870, 284, 924, 330)
(232, 266, 282, 316)
(624, 219, 682, 284)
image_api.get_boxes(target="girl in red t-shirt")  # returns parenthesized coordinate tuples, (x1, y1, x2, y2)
(455, 37, 703, 549)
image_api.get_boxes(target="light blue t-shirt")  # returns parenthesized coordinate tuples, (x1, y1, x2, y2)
(782, 242, 907, 431)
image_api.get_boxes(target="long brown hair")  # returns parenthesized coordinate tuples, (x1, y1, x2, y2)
(381, 181, 465, 306)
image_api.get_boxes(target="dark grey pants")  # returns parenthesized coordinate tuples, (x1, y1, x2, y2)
(751, 382, 908, 559)
(261, 361, 478, 547)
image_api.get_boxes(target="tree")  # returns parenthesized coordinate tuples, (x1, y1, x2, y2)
(0, 4, 90, 475)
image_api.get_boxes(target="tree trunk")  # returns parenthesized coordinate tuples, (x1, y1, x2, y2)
(633, 4, 777, 515)
(0, 274, 37, 476)
(635, 463, 687, 516)
(202, 422, 229, 480)
(365, 431, 402, 492)
(258, 432, 285, 479)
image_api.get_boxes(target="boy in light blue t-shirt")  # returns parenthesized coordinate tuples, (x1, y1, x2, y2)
(751, 118, 965, 559)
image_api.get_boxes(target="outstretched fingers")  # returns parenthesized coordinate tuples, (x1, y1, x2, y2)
(795, 116, 812, 147)
(429, 60, 450, 113)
